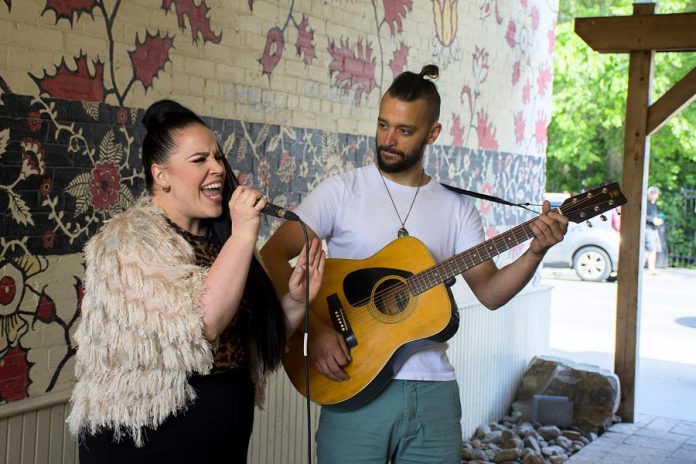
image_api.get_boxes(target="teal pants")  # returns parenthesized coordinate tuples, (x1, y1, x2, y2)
(316, 380, 462, 464)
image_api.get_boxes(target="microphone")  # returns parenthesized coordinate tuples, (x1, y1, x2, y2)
(261, 202, 300, 221)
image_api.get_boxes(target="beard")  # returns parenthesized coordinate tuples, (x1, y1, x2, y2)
(375, 138, 428, 173)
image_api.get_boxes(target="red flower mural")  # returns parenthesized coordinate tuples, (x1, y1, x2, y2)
(116, 107, 129, 126)
(472, 46, 490, 84)
(534, 111, 548, 152)
(42, 230, 55, 249)
(43, 0, 97, 23)
(129, 32, 175, 90)
(0, 276, 15, 306)
(296, 16, 316, 64)
(36, 292, 57, 323)
(389, 42, 409, 78)
(90, 162, 120, 211)
(256, 158, 271, 191)
(0, 346, 31, 402)
(505, 20, 517, 48)
(327, 38, 376, 102)
(277, 151, 296, 183)
(522, 79, 531, 104)
(530, 6, 540, 30)
(461, 85, 473, 115)
(39, 178, 53, 196)
(548, 22, 556, 54)
(479, 181, 493, 216)
(27, 111, 42, 132)
(382, 0, 413, 36)
(480, 0, 502, 24)
(32, 0, 221, 103)
(162, 0, 222, 44)
(476, 110, 499, 151)
(31, 54, 106, 102)
(451, 114, 465, 147)
(259, 27, 284, 76)
(512, 61, 521, 85)
(537, 63, 552, 97)
(514, 111, 526, 145)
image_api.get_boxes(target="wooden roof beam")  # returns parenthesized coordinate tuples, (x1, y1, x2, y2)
(647, 66, 696, 135)
(575, 12, 696, 53)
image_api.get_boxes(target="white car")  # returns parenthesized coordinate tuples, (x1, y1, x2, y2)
(542, 192, 621, 282)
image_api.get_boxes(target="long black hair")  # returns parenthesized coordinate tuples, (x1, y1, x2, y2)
(142, 99, 287, 372)
(210, 156, 287, 373)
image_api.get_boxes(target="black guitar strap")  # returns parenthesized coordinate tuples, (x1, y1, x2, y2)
(440, 183, 537, 212)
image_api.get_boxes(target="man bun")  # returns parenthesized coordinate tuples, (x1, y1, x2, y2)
(419, 64, 439, 81)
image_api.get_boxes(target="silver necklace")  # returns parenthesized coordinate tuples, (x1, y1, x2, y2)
(379, 169, 425, 238)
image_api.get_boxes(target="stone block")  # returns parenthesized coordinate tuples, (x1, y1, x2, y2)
(512, 356, 620, 431)
(532, 395, 573, 427)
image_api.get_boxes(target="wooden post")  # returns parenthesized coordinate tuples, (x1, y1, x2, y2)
(575, 2, 696, 423)
(614, 2, 656, 422)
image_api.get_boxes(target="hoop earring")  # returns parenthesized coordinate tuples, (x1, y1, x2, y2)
(162, 185, 171, 193)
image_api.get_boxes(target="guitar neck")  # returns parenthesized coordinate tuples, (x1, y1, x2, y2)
(408, 219, 536, 294)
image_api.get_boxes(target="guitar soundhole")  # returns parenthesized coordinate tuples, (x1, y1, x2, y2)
(373, 278, 410, 316)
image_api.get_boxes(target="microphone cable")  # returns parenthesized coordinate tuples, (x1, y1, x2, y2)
(219, 151, 313, 462)
(296, 219, 313, 464)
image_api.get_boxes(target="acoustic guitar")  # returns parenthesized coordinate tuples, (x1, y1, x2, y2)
(283, 183, 627, 410)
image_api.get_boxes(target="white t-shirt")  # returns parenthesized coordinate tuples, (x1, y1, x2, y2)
(294, 164, 484, 380)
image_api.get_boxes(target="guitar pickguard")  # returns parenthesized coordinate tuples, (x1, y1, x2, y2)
(343, 267, 412, 307)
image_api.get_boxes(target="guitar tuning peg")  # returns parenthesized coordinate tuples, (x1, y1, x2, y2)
(600, 214, 607, 221)
(586, 220, 593, 227)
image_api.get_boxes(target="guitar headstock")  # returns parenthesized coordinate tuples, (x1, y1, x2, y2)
(557, 183, 627, 223)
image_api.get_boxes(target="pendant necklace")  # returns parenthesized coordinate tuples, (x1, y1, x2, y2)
(379, 169, 425, 238)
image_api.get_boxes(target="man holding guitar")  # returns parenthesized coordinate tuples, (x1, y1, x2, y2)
(261, 65, 569, 463)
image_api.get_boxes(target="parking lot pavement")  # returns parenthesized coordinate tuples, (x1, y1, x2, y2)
(541, 267, 696, 421)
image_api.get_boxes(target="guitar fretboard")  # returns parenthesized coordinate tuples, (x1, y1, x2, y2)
(408, 218, 537, 294)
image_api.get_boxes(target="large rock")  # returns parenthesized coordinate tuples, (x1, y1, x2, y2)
(511, 356, 620, 431)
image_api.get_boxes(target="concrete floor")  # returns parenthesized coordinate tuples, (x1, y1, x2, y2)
(541, 267, 696, 463)
(566, 415, 696, 464)
(542, 267, 696, 421)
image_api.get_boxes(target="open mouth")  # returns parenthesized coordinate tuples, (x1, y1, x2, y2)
(201, 182, 223, 200)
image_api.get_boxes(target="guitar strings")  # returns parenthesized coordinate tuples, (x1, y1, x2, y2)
(340, 193, 610, 323)
(336, 193, 613, 324)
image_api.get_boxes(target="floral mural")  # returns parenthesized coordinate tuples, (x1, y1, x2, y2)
(0, 0, 557, 406)
(259, 0, 413, 102)
(447, 0, 556, 157)
(30, 0, 219, 105)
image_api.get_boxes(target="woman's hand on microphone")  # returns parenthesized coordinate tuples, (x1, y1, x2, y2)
(228, 186, 264, 243)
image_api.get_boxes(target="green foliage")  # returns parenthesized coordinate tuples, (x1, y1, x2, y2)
(548, 0, 696, 194)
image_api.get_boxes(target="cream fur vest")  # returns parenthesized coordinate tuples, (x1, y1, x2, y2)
(68, 196, 260, 447)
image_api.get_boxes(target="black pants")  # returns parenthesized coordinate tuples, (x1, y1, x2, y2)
(79, 368, 254, 464)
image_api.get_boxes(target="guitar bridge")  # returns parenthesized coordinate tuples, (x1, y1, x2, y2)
(327, 293, 357, 348)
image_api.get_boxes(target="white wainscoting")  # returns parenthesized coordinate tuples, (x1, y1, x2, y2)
(0, 285, 551, 464)
(0, 391, 78, 464)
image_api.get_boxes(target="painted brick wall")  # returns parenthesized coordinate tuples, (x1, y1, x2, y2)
(0, 0, 558, 406)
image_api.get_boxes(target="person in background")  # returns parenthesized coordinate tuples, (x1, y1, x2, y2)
(68, 99, 324, 464)
(645, 186, 663, 275)
(261, 65, 568, 464)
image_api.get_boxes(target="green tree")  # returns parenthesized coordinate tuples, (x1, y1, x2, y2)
(548, 0, 696, 193)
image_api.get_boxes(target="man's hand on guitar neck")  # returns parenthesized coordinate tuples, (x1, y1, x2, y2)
(308, 315, 352, 382)
(528, 200, 569, 258)
(462, 200, 568, 310)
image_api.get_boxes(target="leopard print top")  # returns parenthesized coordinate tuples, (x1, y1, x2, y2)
(167, 219, 251, 372)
